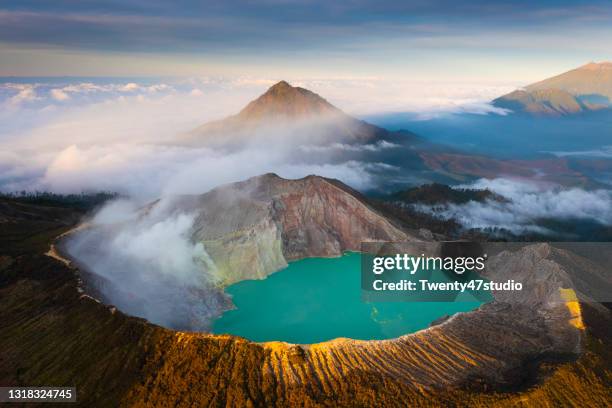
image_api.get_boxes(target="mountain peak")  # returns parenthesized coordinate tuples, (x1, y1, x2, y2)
(268, 80, 292, 91)
(187, 80, 394, 147)
(236, 80, 342, 121)
(524, 61, 612, 99)
(494, 61, 612, 115)
(579, 61, 612, 71)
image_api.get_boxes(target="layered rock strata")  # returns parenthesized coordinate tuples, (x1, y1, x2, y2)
(168, 173, 415, 284)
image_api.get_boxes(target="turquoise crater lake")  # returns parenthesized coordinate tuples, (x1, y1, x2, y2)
(212, 253, 490, 344)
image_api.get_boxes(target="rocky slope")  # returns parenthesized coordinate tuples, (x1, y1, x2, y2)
(162, 173, 417, 284)
(233, 80, 343, 120)
(1, 199, 610, 406)
(184, 80, 416, 149)
(494, 62, 612, 116)
(493, 88, 585, 116)
(526, 62, 612, 99)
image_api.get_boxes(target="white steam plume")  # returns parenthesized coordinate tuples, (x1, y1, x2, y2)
(65, 197, 228, 330)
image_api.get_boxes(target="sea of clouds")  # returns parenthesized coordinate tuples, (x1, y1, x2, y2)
(0, 76, 513, 198)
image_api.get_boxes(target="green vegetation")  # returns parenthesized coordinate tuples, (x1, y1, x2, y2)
(365, 183, 503, 239)
(0, 191, 118, 211)
(369, 198, 460, 237)
(391, 183, 504, 205)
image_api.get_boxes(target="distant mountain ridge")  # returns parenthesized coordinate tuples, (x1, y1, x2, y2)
(526, 62, 612, 98)
(181, 80, 601, 188)
(494, 62, 612, 116)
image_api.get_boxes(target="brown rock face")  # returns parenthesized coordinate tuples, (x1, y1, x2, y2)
(237, 80, 342, 121)
(259, 174, 412, 259)
(169, 173, 414, 284)
(185, 81, 398, 148)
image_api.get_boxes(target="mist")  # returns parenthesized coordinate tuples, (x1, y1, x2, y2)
(0, 76, 516, 198)
(416, 178, 612, 235)
(64, 197, 230, 330)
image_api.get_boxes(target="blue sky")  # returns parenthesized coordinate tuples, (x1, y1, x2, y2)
(1, 0, 611, 81)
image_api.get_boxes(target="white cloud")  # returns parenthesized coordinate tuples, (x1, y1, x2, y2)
(417, 178, 612, 234)
(547, 146, 612, 159)
(61, 82, 105, 93)
(2, 138, 382, 199)
(50, 88, 70, 101)
(121, 82, 140, 91)
(145, 84, 171, 93)
(299, 140, 400, 153)
(4, 84, 40, 106)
